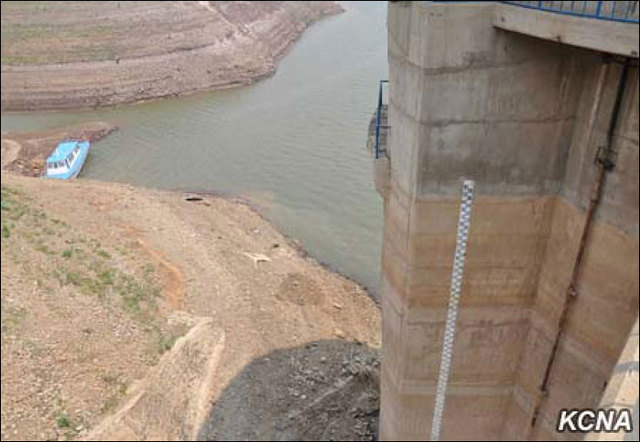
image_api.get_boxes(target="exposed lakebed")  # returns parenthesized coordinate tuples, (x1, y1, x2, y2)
(1, 2, 388, 295)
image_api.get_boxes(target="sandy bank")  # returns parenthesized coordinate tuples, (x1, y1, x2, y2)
(0, 1, 343, 111)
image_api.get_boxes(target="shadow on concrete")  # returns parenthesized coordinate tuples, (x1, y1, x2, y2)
(196, 339, 380, 441)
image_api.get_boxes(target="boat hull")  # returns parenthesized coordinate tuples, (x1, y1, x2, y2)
(45, 141, 90, 179)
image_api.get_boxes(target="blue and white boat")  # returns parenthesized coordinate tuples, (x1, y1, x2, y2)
(45, 140, 91, 179)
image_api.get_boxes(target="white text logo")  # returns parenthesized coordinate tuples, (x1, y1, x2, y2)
(557, 408, 633, 433)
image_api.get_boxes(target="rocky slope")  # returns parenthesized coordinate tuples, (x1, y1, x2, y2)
(0, 1, 343, 111)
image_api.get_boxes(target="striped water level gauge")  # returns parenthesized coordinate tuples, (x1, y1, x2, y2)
(431, 179, 475, 441)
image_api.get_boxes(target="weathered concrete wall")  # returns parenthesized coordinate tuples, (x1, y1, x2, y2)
(388, 1, 585, 198)
(381, 2, 639, 440)
(561, 62, 640, 233)
(505, 61, 639, 441)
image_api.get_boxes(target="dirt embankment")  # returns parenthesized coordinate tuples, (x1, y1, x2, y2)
(1, 128, 381, 440)
(0, 1, 343, 111)
(0, 178, 190, 441)
(1, 122, 117, 177)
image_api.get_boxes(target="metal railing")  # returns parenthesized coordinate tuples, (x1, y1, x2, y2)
(374, 80, 388, 160)
(502, 1, 640, 23)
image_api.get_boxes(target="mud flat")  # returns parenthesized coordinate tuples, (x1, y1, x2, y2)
(0, 1, 343, 111)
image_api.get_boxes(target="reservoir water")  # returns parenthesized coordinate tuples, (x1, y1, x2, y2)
(0, 2, 388, 295)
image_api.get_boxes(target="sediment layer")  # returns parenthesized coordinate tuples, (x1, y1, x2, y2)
(0, 1, 343, 111)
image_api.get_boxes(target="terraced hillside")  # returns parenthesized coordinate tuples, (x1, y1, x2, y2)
(0, 1, 343, 110)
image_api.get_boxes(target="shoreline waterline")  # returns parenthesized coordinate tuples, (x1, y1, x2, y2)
(1, 1, 389, 297)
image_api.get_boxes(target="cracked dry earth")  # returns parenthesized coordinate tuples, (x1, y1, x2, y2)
(1, 170, 381, 441)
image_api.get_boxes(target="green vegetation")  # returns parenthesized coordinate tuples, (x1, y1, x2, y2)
(157, 330, 181, 354)
(51, 218, 69, 227)
(2, 182, 188, 429)
(1, 186, 24, 239)
(98, 270, 115, 285)
(56, 411, 70, 429)
(1, 185, 161, 322)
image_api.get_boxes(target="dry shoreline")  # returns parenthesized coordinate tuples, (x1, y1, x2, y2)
(0, 1, 344, 112)
(1, 122, 378, 299)
(1, 122, 117, 177)
(1, 123, 381, 440)
(1, 6, 382, 437)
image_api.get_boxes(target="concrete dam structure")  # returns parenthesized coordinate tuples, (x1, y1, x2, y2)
(374, 1, 639, 440)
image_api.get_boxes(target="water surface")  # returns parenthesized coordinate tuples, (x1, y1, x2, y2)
(1, 2, 388, 295)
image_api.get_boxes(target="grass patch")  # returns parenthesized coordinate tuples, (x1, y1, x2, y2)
(2, 223, 12, 238)
(57, 259, 160, 317)
(56, 411, 70, 429)
(4, 184, 163, 326)
(51, 218, 70, 229)
(1, 186, 25, 240)
(100, 396, 121, 414)
(1, 185, 19, 196)
(65, 271, 85, 287)
(157, 331, 180, 354)
(98, 270, 115, 285)
(117, 275, 160, 315)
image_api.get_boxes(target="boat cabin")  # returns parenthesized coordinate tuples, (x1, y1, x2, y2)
(45, 140, 91, 179)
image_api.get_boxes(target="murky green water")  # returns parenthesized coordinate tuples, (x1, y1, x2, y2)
(1, 2, 388, 295)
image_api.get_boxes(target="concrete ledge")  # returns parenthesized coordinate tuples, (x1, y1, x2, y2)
(494, 4, 639, 57)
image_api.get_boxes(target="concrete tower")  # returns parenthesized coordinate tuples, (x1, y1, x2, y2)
(374, 2, 639, 440)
